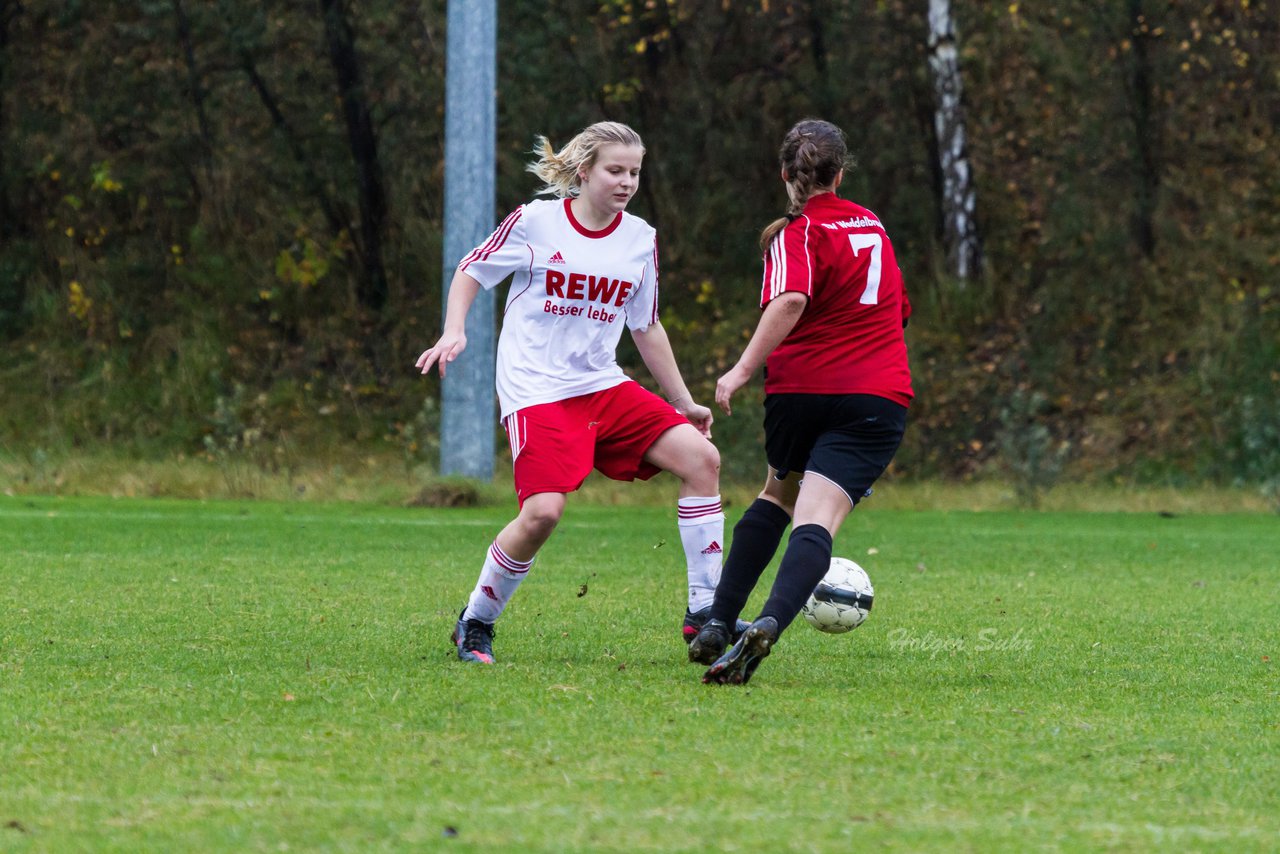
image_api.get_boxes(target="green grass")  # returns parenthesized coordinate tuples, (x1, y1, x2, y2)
(2, 495, 1277, 852)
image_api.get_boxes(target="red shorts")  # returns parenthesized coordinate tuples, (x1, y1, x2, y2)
(503, 381, 691, 506)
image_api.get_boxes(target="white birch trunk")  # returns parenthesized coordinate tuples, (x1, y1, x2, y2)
(928, 0, 980, 282)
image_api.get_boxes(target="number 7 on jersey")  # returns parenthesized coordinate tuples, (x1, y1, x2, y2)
(847, 233, 883, 305)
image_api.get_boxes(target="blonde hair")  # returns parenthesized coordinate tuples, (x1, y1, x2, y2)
(527, 121, 646, 198)
(759, 119, 854, 252)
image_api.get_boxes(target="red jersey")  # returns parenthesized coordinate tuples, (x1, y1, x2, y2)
(760, 192, 913, 405)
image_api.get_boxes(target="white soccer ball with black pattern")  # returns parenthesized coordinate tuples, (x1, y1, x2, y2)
(802, 557, 874, 634)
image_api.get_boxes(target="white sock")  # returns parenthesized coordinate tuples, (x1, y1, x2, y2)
(462, 541, 533, 624)
(677, 495, 725, 612)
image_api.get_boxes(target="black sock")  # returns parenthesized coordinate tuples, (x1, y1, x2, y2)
(759, 524, 833, 632)
(708, 498, 791, 624)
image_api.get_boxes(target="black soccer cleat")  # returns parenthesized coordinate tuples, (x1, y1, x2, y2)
(450, 609, 496, 664)
(688, 618, 733, 665)
(683, 607, 750, 645)
(702, 616, 779, 685)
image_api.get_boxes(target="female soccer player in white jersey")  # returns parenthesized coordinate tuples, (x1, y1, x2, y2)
(688, 118, 914, 685)
(417, 121, 734, 664)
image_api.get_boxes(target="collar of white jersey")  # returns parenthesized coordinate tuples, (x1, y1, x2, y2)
(564, 198, 623, 239)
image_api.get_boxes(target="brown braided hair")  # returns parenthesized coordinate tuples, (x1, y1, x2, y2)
(759, 119, 854, 253)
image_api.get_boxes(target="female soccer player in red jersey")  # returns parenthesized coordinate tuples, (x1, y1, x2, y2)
(417, 122, 735, 664)
(688, 118, 913, 684)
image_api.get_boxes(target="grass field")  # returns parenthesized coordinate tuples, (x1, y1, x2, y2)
(2, 494, 1278, 851)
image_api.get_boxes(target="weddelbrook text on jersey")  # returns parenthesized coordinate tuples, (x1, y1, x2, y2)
(542, 269, 634, 323)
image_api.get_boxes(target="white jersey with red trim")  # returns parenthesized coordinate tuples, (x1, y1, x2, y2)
(458, 198, 660, 419)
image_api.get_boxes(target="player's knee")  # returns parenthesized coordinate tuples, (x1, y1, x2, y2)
(685, 440, 720, 489)
(760, 475, 798, 517)
(525, 510, 561, 539)
(520, 499, 564, 540)
(700, 441, 721, 475)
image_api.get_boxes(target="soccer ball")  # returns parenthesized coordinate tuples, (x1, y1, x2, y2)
(801, 557, 874, 634)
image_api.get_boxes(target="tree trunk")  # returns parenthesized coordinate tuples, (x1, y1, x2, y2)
(0, 0, 30, 337)
(0, 0, 14, 237)
(172, 0, 216, 190)
(320, 0, 388, 312)
(806, 0, 834, 118)
(927, 0, 980, 282)
(238, 52, 348, 239)
(1126, 0, 1160, 258)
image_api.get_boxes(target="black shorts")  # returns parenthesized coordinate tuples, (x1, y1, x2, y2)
(763, 393, 907, 507)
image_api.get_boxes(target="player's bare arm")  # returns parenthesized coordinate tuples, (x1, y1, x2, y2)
(715, 291, 807, 415)
(631, 321, 713, 437)
(416, 272, 482, 377)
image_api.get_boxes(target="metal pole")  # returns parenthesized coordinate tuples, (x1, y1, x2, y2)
(439, 0, 496, 479)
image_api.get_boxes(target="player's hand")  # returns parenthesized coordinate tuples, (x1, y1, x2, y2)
(714, 365, 752, 415)
(677, 400, 714, 438)
(415, 331, 467, 377)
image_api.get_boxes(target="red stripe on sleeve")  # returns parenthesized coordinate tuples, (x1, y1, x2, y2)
(460, 207, 523, 270)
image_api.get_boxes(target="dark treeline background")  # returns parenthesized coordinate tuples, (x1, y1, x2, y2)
(0, 1, 1277, 497)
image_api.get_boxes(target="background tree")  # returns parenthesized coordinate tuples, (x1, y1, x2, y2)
(927, 0, 981, 282)
(0, 0, 1275, 493)
(321, 0, 389, 312)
